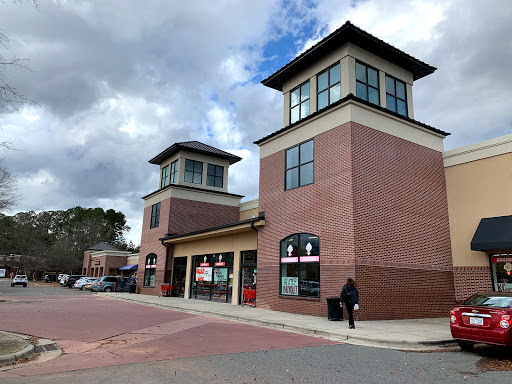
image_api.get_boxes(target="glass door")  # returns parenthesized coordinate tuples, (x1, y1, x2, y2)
(240, 250, 257, 305)
(172, 257, 187, 298)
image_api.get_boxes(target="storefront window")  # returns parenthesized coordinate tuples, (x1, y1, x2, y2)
(144, 253, 157, 287)
(192, 253, 234, 302)
(491, 254, 512, 292)
(280, 234, 320, 297)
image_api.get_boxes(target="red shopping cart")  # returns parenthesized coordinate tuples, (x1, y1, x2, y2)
(159, 283, 173, 297)
(242, 288, 256, 307)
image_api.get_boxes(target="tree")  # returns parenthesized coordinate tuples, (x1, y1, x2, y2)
(0, 0, 38, 212)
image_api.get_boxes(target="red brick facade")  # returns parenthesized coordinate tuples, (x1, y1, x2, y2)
(257, 122, 456, 320)
(138, 195, 239, 295)
(453, 266, 492, 302)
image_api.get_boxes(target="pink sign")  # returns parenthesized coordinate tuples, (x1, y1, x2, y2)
(200, 263, 209, 267)
(300, 256, 319, 262)
(215, 262, 225, 266)
(281, 257, 298, 263)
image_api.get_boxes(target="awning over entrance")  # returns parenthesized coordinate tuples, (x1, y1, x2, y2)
(119, 264, 138, 271)
(471, 215, 512, 251)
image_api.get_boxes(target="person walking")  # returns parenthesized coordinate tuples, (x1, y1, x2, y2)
(340, 278, 359, 329)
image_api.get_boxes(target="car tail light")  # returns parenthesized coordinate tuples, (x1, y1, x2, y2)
(98, 282, 102, 286)
(450, 310, 458, 324)
(498, 315, 510, 329)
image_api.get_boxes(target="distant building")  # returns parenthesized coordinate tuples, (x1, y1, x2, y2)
(82, 242, 138, 278)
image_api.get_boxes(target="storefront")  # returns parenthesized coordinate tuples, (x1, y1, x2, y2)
(491, 254, 512, 292)
(191, 253, 234, 302)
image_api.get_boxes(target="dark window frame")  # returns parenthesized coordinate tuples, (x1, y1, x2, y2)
(206, 164, 224, 188)
(355, 60, 380, 105)
(184, 159, 203, 184)
(150, 202, 160, 229)
(317, 62, 341, 111)
(144, 253, 157, 287)
(385, 74, 408, 116)
(285, 139, 314, 191)
(290, 80, 310, 124)
(170, 160, 178, 184)
(279, 233, 320, 298)
(161, 165, 169, 188)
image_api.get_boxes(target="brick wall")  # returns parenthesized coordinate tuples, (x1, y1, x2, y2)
(138, 198, 170, 295)
(168, 197, 240, 235)
(138, 196, 240, 295)
(453, 266, 492, 302)
(257, 121, 455, 319)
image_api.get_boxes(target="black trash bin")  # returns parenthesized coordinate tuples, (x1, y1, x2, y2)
(326, 297, 343, 321)
(129, 283, 136, 294)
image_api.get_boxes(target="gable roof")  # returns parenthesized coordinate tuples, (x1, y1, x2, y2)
(261, 21, 436, 91)
(149, 141, 242, 165)
(87, 242, 120, 251)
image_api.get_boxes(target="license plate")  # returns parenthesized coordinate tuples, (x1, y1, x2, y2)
(470, 317, 484, 325)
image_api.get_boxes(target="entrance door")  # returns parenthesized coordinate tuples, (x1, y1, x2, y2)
(240, 250, 257, 305)
(172, 257, 187, 298)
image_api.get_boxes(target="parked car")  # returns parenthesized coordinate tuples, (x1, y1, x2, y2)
(63, 275, 85, 288)
(74, 277, 97, 290)
(82, 278, 98, 291)
(92, 276, 131, 292)
(43, 273, 58, 283)
(59, 274, 69, 285)
(11, 275, 28, 287)
(450, 291, 512, 350)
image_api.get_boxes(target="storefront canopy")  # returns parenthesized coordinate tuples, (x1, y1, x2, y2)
(119, 264, 138, 271)
(471, 215, 512, 251)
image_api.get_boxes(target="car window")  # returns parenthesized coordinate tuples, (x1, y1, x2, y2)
(463, 294, 512, 308)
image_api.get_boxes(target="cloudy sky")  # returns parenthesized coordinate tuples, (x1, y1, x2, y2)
(1, 0, 511, 245)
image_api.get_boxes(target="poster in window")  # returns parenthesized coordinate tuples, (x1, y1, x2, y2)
(196, 267, 212, 282)
(281, 277, 298, 295)
(0, 269, 5, 277)
(491, 256, 512, 292)
(214, 268, 228, 283)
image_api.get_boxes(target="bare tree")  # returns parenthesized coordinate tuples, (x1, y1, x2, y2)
(0, 0, 38, 211)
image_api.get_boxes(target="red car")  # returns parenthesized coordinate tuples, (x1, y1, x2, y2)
(450, 291, 512, 350)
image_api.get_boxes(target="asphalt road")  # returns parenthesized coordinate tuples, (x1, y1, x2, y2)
(0, 280, 511, 383)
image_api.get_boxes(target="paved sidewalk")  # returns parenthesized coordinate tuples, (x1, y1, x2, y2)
(98, 292, 455, 350)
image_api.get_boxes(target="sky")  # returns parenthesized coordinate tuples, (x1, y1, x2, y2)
(1, 0, 511, 245)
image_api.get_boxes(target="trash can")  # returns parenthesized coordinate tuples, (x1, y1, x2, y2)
(129, 283, 136, 294)
(326, 297, 343, 321)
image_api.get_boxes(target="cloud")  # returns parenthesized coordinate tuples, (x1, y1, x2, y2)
(1, 0, 511, 245)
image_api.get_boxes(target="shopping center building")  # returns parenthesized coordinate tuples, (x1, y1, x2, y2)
(133, 21, 512, 320)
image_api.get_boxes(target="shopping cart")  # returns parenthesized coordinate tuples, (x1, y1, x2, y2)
(159, 283, 173, 297)
(242, 288, 256, 307)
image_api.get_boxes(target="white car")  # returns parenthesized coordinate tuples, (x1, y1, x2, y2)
(11, 275, 28, 287)
(59, 274, 69, 285)
(74, 277, 97, 290)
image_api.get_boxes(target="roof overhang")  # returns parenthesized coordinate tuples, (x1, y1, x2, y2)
(471, 216, 512, 251)
(119, 264, 138, 271)
(161, 219, 265, 244)
(261, 21, 436, 92)
(149, 142, 242, 165)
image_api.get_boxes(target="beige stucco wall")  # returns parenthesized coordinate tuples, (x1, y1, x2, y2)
(239, 198, 259, 220)
(144, 185, 242, 208)
(445, 152, 512, 267)
(172, 231, 257, 305)
(260, 100, 445, 159)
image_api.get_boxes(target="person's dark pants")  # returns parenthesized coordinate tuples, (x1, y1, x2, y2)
(345, 302, 355, 327)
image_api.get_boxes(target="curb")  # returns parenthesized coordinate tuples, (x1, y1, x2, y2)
(100, 294, 455, 349)
(0, 333, 35, 366)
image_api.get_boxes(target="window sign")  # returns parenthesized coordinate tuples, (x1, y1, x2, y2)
(196, 267, 212, 282)
(491, 254, 512, 292)
(281, 277, 299, 295)
(214, 268, 228, 283)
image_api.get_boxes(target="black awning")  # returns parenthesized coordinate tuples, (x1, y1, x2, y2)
(471, 215, 512, 251)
